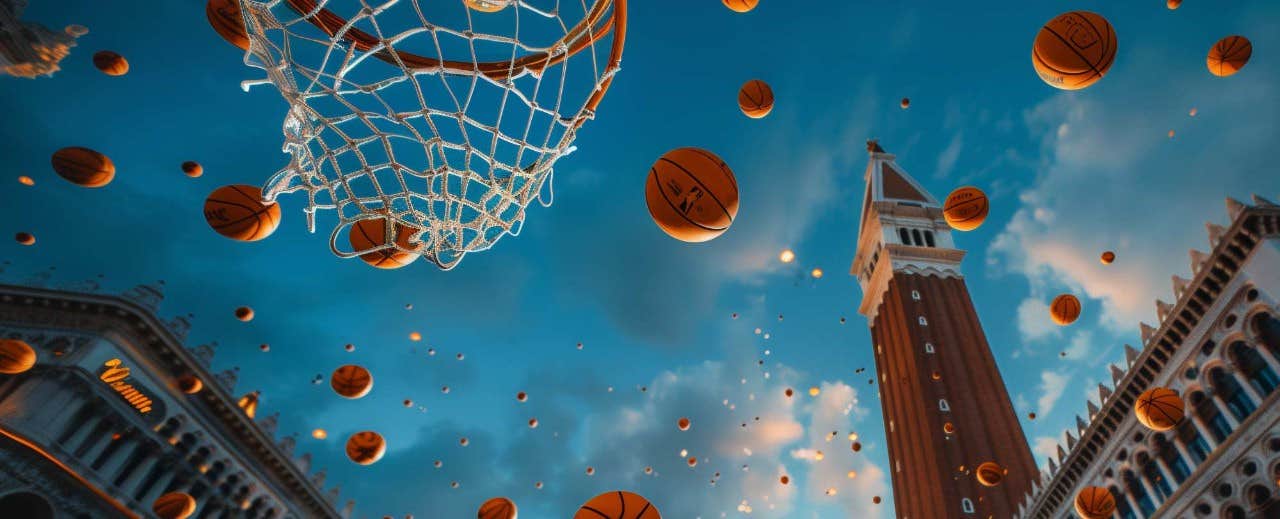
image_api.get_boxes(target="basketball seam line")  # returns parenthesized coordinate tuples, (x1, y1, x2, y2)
(686, 148, 739, 191)
(650, 167, 729, 232)
(1042, 25, 1105, 81)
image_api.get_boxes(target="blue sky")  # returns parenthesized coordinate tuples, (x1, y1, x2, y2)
(2, 1, 1279, 517)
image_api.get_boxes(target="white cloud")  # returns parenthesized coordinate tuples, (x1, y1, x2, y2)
(1036, 371, 1069, 416)
(1062, 330, 1093, 360)
(935, 132, 964, 179)
(1032, 436, 1059, 466)
(1016, 297, 1059, 343)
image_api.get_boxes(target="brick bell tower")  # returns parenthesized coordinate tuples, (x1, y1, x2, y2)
(850, 141, 1036, 518)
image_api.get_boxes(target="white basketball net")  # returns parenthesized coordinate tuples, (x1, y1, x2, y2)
(236, 0, 624, 269)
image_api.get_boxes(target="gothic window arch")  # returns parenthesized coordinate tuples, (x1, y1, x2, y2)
(1208, 366, 1255, 421)
(899, 228, 911, 245)
(924, 343, 935, 354)
(919, 316, 928, 326)
(1110, 485, 1137, 519)
(939, 399, 951, 412)
(912, 229, 924, 247)
(911, 290, 921, 301)
(960, 498, 974, 513)
(1254, 313, 1280, 358)
(1153, 433, 1190, 484)
(1137, 451, 1172, 501)
(1189, 391, 1231, 442)
(1124, 469, 1157, 515)
(924, 230, 936, 247)
(1228, 340, 1278, 395)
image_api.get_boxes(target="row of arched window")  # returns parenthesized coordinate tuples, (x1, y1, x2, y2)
(898, 227, 937, 248)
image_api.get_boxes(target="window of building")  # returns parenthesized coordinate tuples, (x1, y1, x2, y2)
(1229, 340, 1279, 395)
(918, 316, 928, 326)
(1141, 455, 1172, 501)
(877, 344, 883, 355)
(924, 231, 936, 247)
(889, 420, 894, 433)
(960, 498, 974, 514)
(911, 290, 921, 301)
(939, 399, 951, 412)
(1191, 391, 1232, 442)
(899, 228, 911, 245)
(1209, 367, 1256, 420)
(912, 229, 924, 247)
(925, 343, 935, 354)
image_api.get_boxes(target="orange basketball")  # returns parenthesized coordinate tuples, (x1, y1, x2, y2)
(722, 0, 758, 13)
(331, 364, 373, 399)
(51, 147, 115, 188)
(574, 491, 661, 519)
(477, 497, 517, 519)
(677, 417, 691, 431)
(1073, 486, 1116, 519)
(152, 492, 197, 519)
(0, 339, 37, 375)
(349, 218, 418, 269)
(1032, 11, 1117, 90)
(975, 461, 1006, 487)
(177, 375, 203, 394)
(943, 186, 989, 231)
(645, 147, 739, 242)
(465, 0, 512, 12)
(1135, 387, 1184, 432)
(1167, 0, 1181, 9)
(1207, 36, 1252, 77)
(207, 0, 251, 51)
(345, 431, 386, 465)
(234, 306, 254, 322)
(204, 184, 281, 241)
(93, 51, 129, 76)
(900, 97, 910, 109)
(1100, 251, 1116, 264)
(182, 161, 203, 178)
(15, 232, 35, 246)
(942, 422, 955, 434)
(738, 79, 774, 119)
(1050, 294, 1082, 326)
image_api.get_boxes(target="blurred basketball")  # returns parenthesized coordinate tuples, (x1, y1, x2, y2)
(1050, 294, 1081, 326)
(975, 462, 1006, 487)
(1100, 251, 1116, 264)
(678, 417, 691, 431)
(1167, 0, 1181, 9)
(15, 232, 34, 246)
(873, 496, 882, 504)
(0, 339, 37, 374)
(900, 97, 910, 109)
(152, 492, 196, 519)
(942, 422, 955, 434)
(177, 375, 203, 394)
(17, 176, 33, 186)
(349, 218, 418, 269)
(182, 161, 203, 178)
(204, 184, 281, 242)
(234, 306, 254, 322)
(93, 51, 129, 76)
(207, 0, 250, 50)
(478, 497, 517, 519)
(573, 491, 660, 519)
(738, 79, 774, 119)
(1032, 11, 1117, 90)
(645, 147, 739, 242)
(345, 431, 386, 465)
(1207, 36, 1252, 77)
(331, 364, 373, 399)
(1135, 387, 1184, 432)
(722, 0, 758, 13)
(943, 186, 988, 231)
(465, 0, 513, 12)
(52, 147, 115, 188)
(1074, 486, 1116, 519)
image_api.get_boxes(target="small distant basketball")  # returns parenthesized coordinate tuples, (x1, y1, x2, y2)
(152, 492, 197, 519)
(1207, 36, 1252, 77)
(942, 186, 989, 231)
(234, 306, 254, 322)
(207, 0, 250, 50)
(17, 176, 34, 186)
(177, 375, 203, 394)
(1050, 294, 1082, 326)
(1032, 11, 1117, 90)
(1167, 0, 1181, 9)
(477, 497, 517, 519)
(1100, 251, 1116, 264)
(92, 51, 129, 76)
(331, 364, 374, 399)
(52, 147, 115, 188)
(1135, 387, 1184, 431)
(204, 184, 281, 242)
(678, 417, 691, 431)
(574, 491, 660, 519)
(349, 218, 418, 269)
(722, 0, 758, 13)
(465, 0, 513, 13)
(0, 339, 37, 374)
(975, 461, 1006, 487)
(942, 422, 955, 434)
(15, 232, 35, 246)
(1074, 486, 1116, 519)
(345, 431, 387, 465)
(900, 97, 910, 109)
(182, 161, 203, 178)
(738, 79, 774, 119)
(645, 147, 739, 242)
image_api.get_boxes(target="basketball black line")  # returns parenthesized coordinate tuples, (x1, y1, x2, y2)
(206, 197, 263, 219)
(52, 153, 108, 171)
(1151, 398, 1181, 426)
(662, 155, 733, 219)
(616, 491, 626, 518)
(52, 157, 110, 180)
(947, 197, 988, 222)
(209, 206, 272, 231)
(353, 220, 394, 260)
(1071, 15, 1112, 85)
(1219, 37, 1242, 60)
(634, 502, 652, 519)
(740, 82, 763, 106)
(752, 81, 771, 106)
(1042, 25, 1105, 81)
(686, 148, 738, 191)
(228, 184, 266, 207)
(651, 164, 729, 232)
(578, 506, 610, 519)
(1033, 47, 1092, 77)
(1088, 19, 1118, 82)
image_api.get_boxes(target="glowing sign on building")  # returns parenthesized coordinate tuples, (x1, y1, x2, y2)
(99, 359, 154, 414)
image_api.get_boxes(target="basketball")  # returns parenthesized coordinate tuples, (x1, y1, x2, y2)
(1135, 387, 1184, 432)
(900, 97, 910, 109)
(677, 417, 691, 431)
(177, 375, 203, 394)
(345, 431, 387, 465)
(1207, 36, 1252, 77)
(51, 147, 115, 188)
(574, 491, 661, 519)
(1100, 251, 1116, 264)
(477, 497, 517, 519)
(722, 0, 758, 13)
(943, 186, 989, 231)
(1167, 0, 1181, 9)
(465, 0, 513, 12)
(1032, 11, 1117, 90)
(1073, 486, 1116, 519)
(15, 232, 34, 246)
(1050, 294, 1082, 326)
(349, 218, 418, 269)
(0, 339, 37, 374)
(204, 184, 281, 242)
(645, 147, 739, 242)
(207, 0, 250, 51)
(738, 79, 774, 119)
(17, 176, 34, 186)
(152, 492, 197, 519)
(331, 364, 373, 399)
(942, 422, 955, 434)
(182, 161, 203, 178)
(975, 461, 1006, 487)
(234, 306, 254, 322)
(93, 51, 129, 76)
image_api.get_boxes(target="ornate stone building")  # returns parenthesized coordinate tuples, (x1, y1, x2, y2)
(0, 279, 351, 518)
(1016, 198, 1280, 518)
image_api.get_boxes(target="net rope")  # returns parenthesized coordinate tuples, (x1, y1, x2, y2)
(236, 0, 624, 269)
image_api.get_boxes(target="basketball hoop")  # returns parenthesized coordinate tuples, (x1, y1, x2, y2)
(235, 0, 626, 269)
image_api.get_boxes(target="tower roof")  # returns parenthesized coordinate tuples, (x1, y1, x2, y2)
(856, 140, 941, 239)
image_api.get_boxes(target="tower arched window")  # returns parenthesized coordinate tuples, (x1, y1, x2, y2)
(899, 228, 911, 245)
(1153, 434, 1190, 484)
(1254, 313, 1280, 358)
(912, 229, 924, 247)
(918, 316, 928, 326)
(1189, 391, 1231, 442)
(1138, 452, 1172, 502)
(1124, 469, 1157, 515)
(924, 343, 935, 354)
(939, 399, 951, 412)
(911, 290, 921, 301)
(924, 230, 936, 247)
(1208, 367, 1255, 420)
(1228, 340, 1278, 395)
(1175, 422, 1209, 464)
(960, 498, 974, 514)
